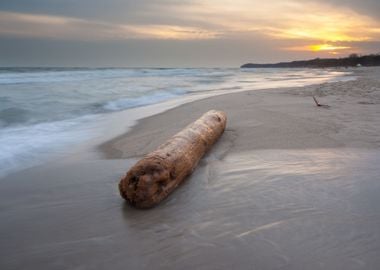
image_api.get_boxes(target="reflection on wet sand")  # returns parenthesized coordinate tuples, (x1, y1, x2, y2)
(121, 148, 380, 269)
(0, 149, 379, 269)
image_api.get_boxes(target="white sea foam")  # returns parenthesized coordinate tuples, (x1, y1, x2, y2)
(0, 115, 98, 177)
(103, 89, 187, 111)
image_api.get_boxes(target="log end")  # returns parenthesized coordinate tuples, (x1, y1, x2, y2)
(119, 158, 174, 208)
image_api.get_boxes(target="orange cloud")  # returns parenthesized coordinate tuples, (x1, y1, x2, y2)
(165, 0, 379, 41)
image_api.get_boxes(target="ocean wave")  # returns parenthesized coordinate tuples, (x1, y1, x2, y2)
(0, 107, 30, 126)
(0, 68, 210, 85)
(0, 115, 96, 177)
(102, 90, 187, 111)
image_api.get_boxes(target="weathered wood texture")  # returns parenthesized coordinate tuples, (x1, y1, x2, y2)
(119, 110, 227, 208)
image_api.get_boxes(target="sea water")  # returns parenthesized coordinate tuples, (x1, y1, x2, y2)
(0, 67, 353, 177)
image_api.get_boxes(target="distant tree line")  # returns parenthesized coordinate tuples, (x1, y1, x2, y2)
(241, 53, 380, 68)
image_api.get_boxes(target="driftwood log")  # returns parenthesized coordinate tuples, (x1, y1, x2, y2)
(119, 110, 227, 208)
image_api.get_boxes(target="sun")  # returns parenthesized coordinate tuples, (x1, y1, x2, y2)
(285, 43, 351, 53)
(308, 44, 350, 52)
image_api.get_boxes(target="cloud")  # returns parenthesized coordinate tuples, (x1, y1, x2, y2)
(0, 11, 220, 41)
(2, 0, 380, 59)
(313, 0, 380, 20)
(2, 1, 379, 44)
(163, 0, 380, 42)
(0, 0, 379, 66)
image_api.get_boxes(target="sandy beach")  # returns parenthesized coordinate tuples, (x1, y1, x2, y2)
(101, 68, 380, 157)
(1, 67, 380, 270)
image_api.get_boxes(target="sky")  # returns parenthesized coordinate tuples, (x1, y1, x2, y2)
(0, 0, 379, 67)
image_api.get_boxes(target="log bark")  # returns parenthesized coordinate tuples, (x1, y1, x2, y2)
(119, 110, 227, 208)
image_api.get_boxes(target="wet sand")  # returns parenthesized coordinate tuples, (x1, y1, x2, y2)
(1, 68, 380, 270)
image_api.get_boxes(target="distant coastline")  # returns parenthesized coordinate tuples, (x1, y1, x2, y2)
(241, 53, 380, 68)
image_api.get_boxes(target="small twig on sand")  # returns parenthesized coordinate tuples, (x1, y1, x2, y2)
(312, 95, 330, 108)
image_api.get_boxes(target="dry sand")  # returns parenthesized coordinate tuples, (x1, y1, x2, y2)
(1, 67, 380, 270)
(101, 67, 380, 157)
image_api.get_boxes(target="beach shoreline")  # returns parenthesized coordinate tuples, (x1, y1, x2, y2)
(1, 67, 380, 270)
(99, 67, 380, 160)
(1, 67, 351, 178)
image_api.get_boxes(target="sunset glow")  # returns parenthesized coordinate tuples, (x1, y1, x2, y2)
(286, 43, 352, 53)
(0, 0, 379, 66)
(308, 44, 351, 52)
